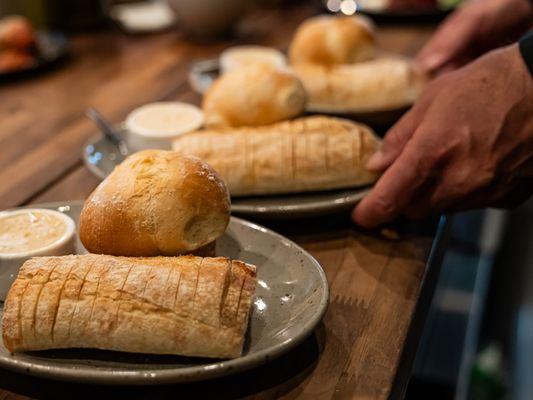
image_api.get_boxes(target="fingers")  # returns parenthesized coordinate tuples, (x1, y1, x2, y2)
(416, 10, 477, 74)
(353, 136, 435, 227)
(366, 97, 431, 172)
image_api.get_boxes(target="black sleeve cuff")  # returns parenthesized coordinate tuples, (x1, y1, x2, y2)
(519, 31, 533, 76)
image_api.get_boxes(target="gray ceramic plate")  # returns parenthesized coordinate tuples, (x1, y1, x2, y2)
(0, 201, 328, 385)
(83, 134, 372, 219)
(187, 57, 410, 128)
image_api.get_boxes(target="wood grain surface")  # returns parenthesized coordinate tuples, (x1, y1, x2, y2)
(0, 3, 443, 399)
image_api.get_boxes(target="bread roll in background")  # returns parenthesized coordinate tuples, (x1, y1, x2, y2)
(202, 64, 307, 128)
(0, 16, 36, 50)
(79, 150, 230, 257)
(220, 45, 287, 74)
(289, 14, 376, 66)
(173, 116, 381, 196)
(293, 58, 427, 113)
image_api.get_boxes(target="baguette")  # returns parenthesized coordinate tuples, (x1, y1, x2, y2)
(2, 254, 257, 359)
(292, 58, 427, 113)
(172, 116, 380, 196)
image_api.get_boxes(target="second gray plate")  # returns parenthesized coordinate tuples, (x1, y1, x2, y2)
(83, 134, 372, 219)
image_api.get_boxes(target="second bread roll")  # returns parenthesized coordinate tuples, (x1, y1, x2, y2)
(289, 14, 376, 65)
(79, 150, 230, 257)
(202, 64, 307, 128)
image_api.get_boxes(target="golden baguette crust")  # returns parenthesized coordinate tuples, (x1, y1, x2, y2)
(79, 150, 231, 257)
(172, 116, 380, 196)
(2, 255, 256, 359)
(292, 58, 427, 113)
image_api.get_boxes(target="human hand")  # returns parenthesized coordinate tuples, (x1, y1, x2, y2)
(353, 44, 533, 228)
(416, 0, 533, 75)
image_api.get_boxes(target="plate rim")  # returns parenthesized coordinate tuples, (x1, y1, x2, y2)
(0, 201, 329, 385)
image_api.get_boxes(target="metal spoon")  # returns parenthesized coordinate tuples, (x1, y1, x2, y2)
(85, 107, 129, 160)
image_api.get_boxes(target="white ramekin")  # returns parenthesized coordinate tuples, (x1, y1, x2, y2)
(0, 208, 76, 301)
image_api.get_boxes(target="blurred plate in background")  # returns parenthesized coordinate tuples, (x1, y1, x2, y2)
(188, 57, 408, 130)
(83, 131, 372, 219)
(327, 0, 461, 19)
(0, 31, 68, 81)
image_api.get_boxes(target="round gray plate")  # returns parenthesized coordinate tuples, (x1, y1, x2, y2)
(83, 134, 372, 219)
(0, 201, 328, 385)
(187, 57, 409, 129)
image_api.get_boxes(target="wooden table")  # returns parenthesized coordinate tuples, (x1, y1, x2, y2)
(0, 3, 445, 399)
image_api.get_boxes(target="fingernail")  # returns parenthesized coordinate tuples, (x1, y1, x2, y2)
(419, 54, 444, 71)
(366, 151, 385, 171)
(351, 204, 376, 228)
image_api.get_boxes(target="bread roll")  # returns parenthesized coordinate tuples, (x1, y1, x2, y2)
(293, 58, 427, 113)
(220, 45, 287, 74)
(2, 254, 257, 359)
(202, 64, 307, 128)
(0, 16, 36, 50)
(172, 116, 380, 196)
(79, 150, 230, 257)
(289, 15, 376, 66)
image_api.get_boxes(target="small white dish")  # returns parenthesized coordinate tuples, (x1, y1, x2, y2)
(0, 208, 76, 300)
(125, 102, 204, 151)
(220, 45, 287, 74)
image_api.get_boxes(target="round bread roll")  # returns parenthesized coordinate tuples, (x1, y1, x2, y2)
(289, 14, 376, 66)
(0, 15, 36, 50)
(220, 45, 287, 74)
(79, 150, 231, 257)
(202, 64, 307, 127)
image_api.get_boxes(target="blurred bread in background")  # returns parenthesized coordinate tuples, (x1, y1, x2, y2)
(0, 49, 33, 71)
(289, 14, 376, 66)
(0, 15, 36, 50)
(293, 57, 427, 113)
(203, 64, 307, 127)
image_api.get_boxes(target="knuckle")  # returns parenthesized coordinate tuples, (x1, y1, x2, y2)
(418, 152, 441, 171)
(383, 128, 403, 148)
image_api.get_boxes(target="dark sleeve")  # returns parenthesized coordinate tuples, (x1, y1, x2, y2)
(519, 31, 533, 76)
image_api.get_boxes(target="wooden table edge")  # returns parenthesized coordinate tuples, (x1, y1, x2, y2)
(389, 215, 452, 399)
